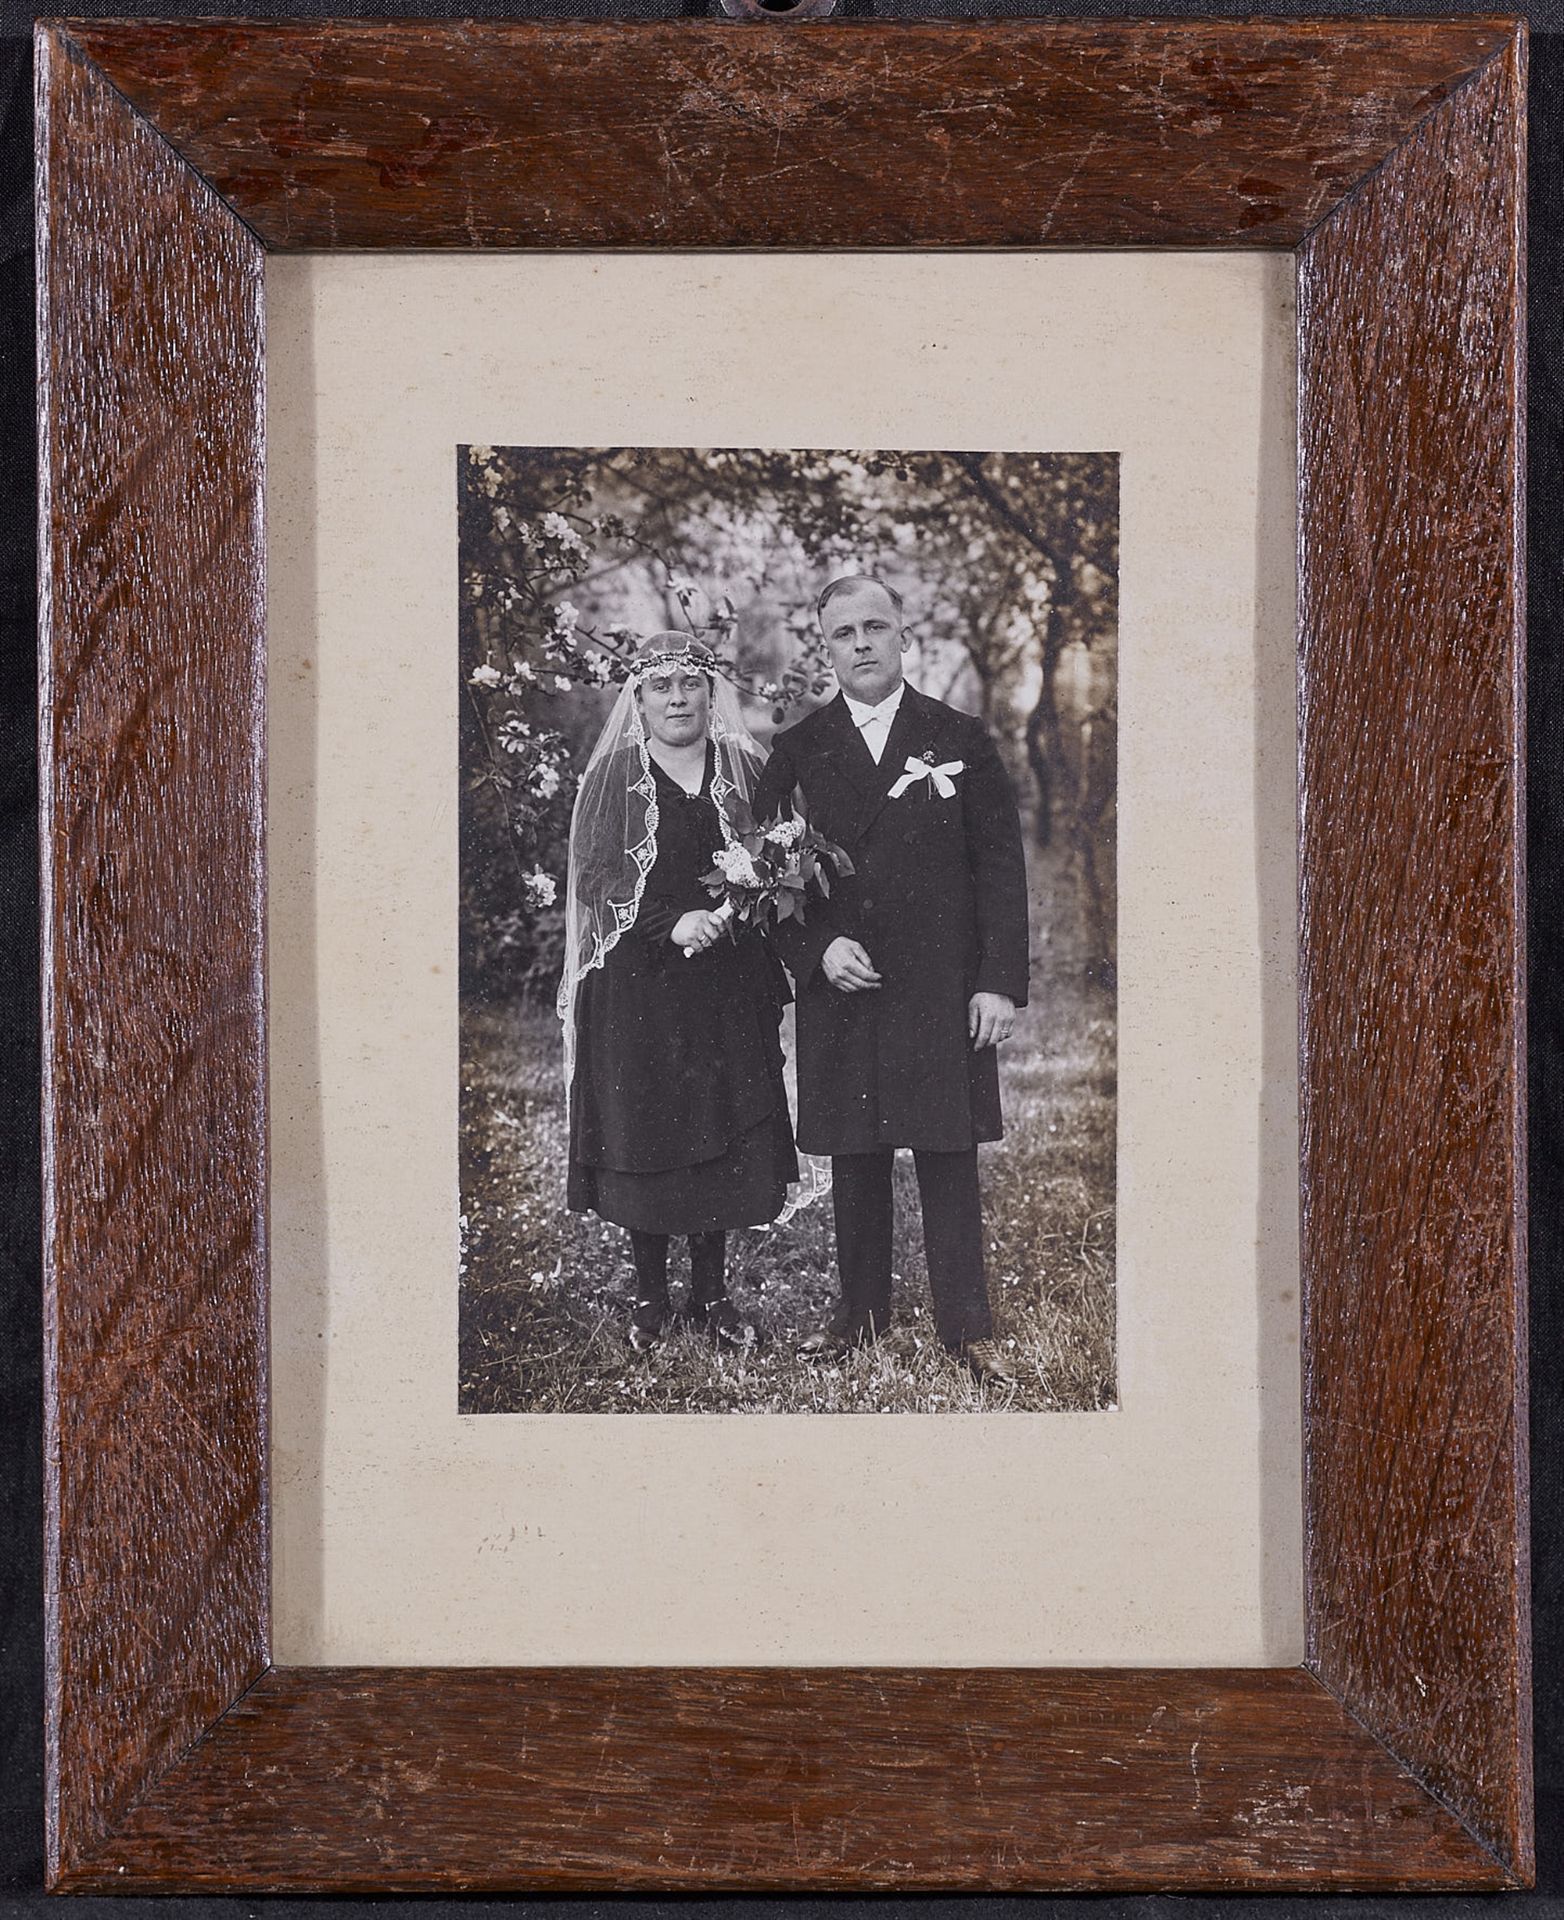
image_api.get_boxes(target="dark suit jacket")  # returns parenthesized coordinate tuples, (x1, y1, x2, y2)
(753, 684, 1029, 1154)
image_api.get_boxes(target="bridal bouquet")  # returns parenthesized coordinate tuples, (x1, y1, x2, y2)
(693, 812, 854, 951)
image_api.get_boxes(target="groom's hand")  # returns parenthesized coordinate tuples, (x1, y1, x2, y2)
(823, 937, 882, 993)
(969, 992, 1016, 1049)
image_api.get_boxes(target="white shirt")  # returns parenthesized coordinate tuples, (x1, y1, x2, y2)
(842, 680, 906, 764)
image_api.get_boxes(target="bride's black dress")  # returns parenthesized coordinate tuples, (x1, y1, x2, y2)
(566, 748, 798, 1234)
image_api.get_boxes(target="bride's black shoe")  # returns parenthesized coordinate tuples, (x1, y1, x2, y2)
(694, 1297, 759, 1351)
(627, 1296, 669, 1352)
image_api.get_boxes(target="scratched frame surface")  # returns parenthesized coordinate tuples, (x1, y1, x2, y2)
(37, 14, 1529, 1892)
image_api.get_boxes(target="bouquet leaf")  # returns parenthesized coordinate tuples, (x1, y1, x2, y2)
(700, 812, 851, 937)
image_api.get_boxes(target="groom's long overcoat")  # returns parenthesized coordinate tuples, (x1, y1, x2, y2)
(753, 684, 1030, 1155)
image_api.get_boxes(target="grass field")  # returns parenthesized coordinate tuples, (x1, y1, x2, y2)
(460, 847, 1115, 1415)
(462, 864, 1113, 1420)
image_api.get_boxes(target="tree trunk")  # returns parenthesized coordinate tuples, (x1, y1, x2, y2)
(1024, 601, 1068, 847)
(1071, 715, 1115, 996)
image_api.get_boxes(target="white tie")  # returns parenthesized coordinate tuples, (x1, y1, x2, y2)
(856, 710, 892, 763)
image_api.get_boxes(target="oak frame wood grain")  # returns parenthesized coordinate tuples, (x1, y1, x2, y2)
(37, 14, 1530, 1893)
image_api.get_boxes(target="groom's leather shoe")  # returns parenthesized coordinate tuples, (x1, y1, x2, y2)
(962, 1338, 1019, 1386)
(798, 1326, 854, 1359)
(875, 1325, 919, 1360)
(800, 1315, 916, 1360)
(798, 1309, 873, 1358)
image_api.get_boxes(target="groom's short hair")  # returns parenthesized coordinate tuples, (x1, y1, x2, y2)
(815, 574, 904, 628)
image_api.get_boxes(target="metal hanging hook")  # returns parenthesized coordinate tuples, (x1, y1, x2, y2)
(716, 0, 839, 18)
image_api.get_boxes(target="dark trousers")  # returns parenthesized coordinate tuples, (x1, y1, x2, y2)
(831, 1148, 992, 1349)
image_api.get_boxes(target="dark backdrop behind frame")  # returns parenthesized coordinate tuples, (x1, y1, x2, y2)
(2, 0, 1561, 1911)
(12, 0, 1542, 1889)
(30, 15, 1528, 1902)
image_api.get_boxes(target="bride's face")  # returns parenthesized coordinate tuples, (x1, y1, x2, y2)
(638, 668, 711, 749)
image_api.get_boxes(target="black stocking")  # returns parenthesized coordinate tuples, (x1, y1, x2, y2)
(688, 1230, 727, 1309)
(628, 1230, 670, 1307)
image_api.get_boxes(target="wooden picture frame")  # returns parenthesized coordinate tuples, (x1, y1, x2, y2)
(37, 14, 1529, 1892)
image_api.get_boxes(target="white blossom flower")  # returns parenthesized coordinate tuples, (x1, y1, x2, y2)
(553, 601, 581, 636)
(764, 816, 805, 850)
(533, 764, 562, 801)
(509, 659, 537, 684)
(585, 654, 613, 685)
(714, 844, 762, 887)
(541, 511, 586, 554)
(468, 663, 502, 689)
(553, 675, 573, 693)
(523, 868, 557, 908)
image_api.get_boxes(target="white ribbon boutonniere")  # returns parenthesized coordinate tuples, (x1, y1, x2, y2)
(888, 755, 965, 800)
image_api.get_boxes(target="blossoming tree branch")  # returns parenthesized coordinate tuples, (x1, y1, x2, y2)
(457, 445, 1117, 1003)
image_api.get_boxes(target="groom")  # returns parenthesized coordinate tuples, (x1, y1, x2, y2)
(753, 575, 1030, 1383)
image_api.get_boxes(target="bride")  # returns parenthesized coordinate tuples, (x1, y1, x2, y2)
(558, 635, 798, 1351)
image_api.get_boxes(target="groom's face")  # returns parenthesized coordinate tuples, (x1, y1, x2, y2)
(820, 581, 908, 707)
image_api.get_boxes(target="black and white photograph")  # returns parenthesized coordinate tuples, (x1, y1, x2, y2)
(458, 445, 1117, 1414)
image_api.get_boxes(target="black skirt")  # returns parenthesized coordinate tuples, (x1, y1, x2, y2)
(567, 1100, 797, 1234)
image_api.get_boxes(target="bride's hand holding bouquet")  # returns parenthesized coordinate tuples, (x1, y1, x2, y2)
(683, 810, 853, 954)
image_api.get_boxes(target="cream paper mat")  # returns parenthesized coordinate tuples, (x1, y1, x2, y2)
(267, 251, 1300, 1666)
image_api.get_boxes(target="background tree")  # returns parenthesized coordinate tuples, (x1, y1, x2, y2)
(458, 446, 1118, 1002)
